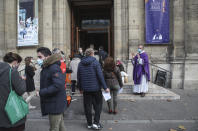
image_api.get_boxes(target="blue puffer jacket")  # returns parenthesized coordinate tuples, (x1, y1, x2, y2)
(77, 56, 107, 92)
(39, 54, 67, 116)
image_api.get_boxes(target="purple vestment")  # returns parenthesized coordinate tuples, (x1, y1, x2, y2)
(132, 52, 150, 84)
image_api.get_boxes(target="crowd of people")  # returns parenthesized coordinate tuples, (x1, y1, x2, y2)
(0, 44, 150, 131)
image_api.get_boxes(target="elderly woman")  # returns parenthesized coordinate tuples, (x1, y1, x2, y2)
(0, 52, 26, 131)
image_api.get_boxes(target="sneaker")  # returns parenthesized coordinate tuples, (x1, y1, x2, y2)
(87, 125, 92, 129)
(97, 123, 103, 129)
(29, 103, 36, 109)
(29, 105, 36, 109)
(92, 123, 102, 130)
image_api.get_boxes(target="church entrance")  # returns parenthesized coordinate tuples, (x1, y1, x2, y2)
(69, 0, 114, 57)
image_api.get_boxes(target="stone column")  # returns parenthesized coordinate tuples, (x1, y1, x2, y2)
(170, 0, 185, 89)
(0, 0, 5, 60)
(114, 0, 128, 60)
(183, 0, 198, 89)
(52, 0, 71, 56)
(65, 0, 71, 57)
(4, 0, 17, 52)
(128, 0, 144, 56)
(41, 0, 53, 50)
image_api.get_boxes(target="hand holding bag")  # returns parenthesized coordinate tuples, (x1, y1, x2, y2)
(4, 68, 29, 125)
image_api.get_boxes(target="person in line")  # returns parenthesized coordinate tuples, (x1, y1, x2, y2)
(52, 48, 67, 74)
(131, 44, 150, 97)
(24, 57, 36, 109)
(116, 60, 128, 84)
(98, 46, 108, 67)
(36, 47, 67, 131)
(0, 52, 26, 131)
(77, 47, 84, 59)
(77, 48, 110, 130)
(103, 57, 123, 114)
(69, 53, 81, 95)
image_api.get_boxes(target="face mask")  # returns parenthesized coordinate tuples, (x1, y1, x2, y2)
(37, 59, 43, 66)
(138, 48, 142, 53)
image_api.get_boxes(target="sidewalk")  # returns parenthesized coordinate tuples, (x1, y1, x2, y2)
(26, 89, 198, 131)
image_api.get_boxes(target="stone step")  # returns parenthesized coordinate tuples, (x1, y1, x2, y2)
(121, 88, 169, 94)
(68, 83, 180, 100)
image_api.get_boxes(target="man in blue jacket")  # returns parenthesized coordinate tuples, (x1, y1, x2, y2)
(77, 48, 110, 130)
(37, 47, 67, 131)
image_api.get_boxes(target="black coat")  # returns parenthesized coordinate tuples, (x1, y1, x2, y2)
(117, 64, 125, 72)
(25, 65, 35, 92)
(39, 54, 67, 116)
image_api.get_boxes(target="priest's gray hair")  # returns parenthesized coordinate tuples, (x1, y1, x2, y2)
(85, 48, 94, 56)
(138, 44, 144, 49)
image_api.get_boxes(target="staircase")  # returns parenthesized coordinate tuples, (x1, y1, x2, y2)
(118, 82, 180, 100)
(69, 82, 180, 100)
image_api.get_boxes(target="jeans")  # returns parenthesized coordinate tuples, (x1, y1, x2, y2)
(49, 114, 66, 131)
(107, 85, 120, 111)
(83, 91, 103, 125)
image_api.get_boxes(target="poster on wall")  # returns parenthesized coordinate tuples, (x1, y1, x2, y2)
(17, 0, 38, 46)
(145, 0, 170, 44)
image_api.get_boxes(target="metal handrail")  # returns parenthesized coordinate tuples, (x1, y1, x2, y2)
(149, 62, 172, 74)
(122, 59, 172, 74)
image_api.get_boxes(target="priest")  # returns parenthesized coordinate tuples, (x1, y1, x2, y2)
(131, 44, 150, 97)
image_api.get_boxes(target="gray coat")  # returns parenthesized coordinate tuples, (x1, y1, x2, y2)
(69, 57, 81, 81)
(0, 62, 26, 128)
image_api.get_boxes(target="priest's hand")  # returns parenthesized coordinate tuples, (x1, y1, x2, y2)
(131, 53, 135, 58)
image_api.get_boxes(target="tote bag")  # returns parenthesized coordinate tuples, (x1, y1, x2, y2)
(4, 68, 29, 125)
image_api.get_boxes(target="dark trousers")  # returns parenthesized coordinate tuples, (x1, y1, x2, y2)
(83, 91, 103, 125)
(71, 80, 76, 92)
(0, 124, 25, 131)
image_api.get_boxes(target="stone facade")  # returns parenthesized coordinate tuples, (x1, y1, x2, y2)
(0, 0, 197, 89)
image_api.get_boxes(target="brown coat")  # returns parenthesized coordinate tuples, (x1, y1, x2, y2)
(103, 67, 123, 88)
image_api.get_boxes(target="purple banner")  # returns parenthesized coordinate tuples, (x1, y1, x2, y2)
(145, 0, 170, 44)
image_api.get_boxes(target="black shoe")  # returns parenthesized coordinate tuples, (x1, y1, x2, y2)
(141, 93, 146, 97)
